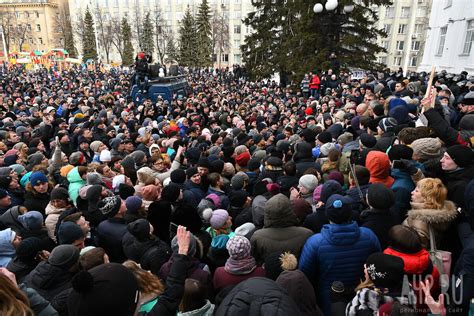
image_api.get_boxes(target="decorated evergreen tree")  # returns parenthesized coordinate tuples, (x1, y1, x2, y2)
(178, 7, 198, 67)
(140, 12, 155, 56)
(195, 0, 213, 67)
(242, 0, 391, 81)
(121, 18, 134, 66)
(82, 7, 98, 62)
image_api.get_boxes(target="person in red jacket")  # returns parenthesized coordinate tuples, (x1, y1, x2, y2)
(309, 72, 321, 99)
(383, 225, 440, 316)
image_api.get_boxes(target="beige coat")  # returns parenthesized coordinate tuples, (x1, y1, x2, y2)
(403, 201, 458, 249)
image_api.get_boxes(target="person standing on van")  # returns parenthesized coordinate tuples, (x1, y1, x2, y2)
(135, 52, 149, 93)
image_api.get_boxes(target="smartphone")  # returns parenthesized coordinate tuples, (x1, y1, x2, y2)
(350, 149, 360, 165)
(392, 160, 404, 169)
(169, 222, 179, 234)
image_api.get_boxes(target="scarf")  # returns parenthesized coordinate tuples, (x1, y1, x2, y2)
(224, 256, 257, 275)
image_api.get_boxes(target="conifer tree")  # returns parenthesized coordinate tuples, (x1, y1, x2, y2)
(165, 34, 178, 64)
(121, 18, 134, 65)
(178, 7, 198, 67)
(242, 0, 391, 81)
(196, 0, 213, 67)
(140, 12, 155, 56)
(82, 7, 98, 62)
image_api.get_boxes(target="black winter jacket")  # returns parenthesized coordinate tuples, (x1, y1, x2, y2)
(122, 232, 171, 276)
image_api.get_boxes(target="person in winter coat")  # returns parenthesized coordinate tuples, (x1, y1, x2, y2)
(184, 167, 206, 207)
(251, 193, 313, 262)
(0, 205, 28, 233)
(96, 195, 128, 262)
(303, 180, 344, 233)
(159, 232, 212, 296)
(293, 142, 318, 177)
(0, 228, 21, 267)
(6, 237, 45, 283)
(23, 172, 52, 215)
(346, 253, 417, 315)
(215, 277, 301, 315)
(383, 225, 440, 315)
(68, 225, 193, 316)
(67, 166, 87, 206)
(374, 117, 398, 153)
(290, 174, 318, 210)
(178, 279, 215, 316)
(275, 269, 323, 316)
(45, 187, 73, 242)
(404, 178, 458, 249)
(0, 269, 58, 316)
(23, 244, 79, 309)
(213, 235, 265, 293)
(360, 183, 398, 249)
(365, 151, 394, 188)
(439, 145, 474, 210)
(122, 219, 171, 276)
(299, 195, 381, 315)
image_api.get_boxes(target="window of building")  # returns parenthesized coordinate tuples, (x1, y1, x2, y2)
(221, 54, 229, 62)
(417, 7, 426, 17)
(234, 25, 241, 34)
(410, 56, 418, 67)
(378, 56, 387, 65)
(381, 40, 389, 50)
(383, 24, 391, 35)
(398, 24, 406, 34)
(25, 11, 29, 18)
(27, 24, 31, 31)
(234, 53, 241, 64)
(38, 37, 43, 45)
(234, 39, 241, 48)
(29, 38, 33, 44)
(385, 7, 394, 18)
(411, 41, 420, 50)
(436, 26, 447, 55)
(401, 7, 410, 18)
(445, 0, 452, 8)
(462, 20, 474, 55)
(15, 12, 20, 18)
(394, 56, 402, 66)
(396, 40, 404, 51)
(414, 24, 424, 35)
(35, 11, 39, 18)
(36, 24, 41, 32)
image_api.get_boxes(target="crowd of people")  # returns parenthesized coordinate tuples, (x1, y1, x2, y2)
(0, 63, 473, 316)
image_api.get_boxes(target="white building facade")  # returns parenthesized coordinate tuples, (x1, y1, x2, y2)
(418, 0, 474, 74)
(68, 0, 254, 66)
(373, 0, 432, 74)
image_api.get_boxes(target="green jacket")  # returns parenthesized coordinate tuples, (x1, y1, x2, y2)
(67, 167, 86, 205)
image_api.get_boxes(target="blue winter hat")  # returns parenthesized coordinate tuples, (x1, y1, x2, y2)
(18, 211, 44, 231)
(325, 194, 352, 224)
(29, 172, 48, 186)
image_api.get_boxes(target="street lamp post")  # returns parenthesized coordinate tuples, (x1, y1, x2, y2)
(312, 0, 354, 70)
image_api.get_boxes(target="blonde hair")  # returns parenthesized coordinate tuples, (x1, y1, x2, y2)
(417, 178, 447, 209)
(123, 260, 164, 296)
(0, 274, 33, 316)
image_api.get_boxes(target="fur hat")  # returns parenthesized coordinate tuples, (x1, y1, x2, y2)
(366, 253, 405, 289)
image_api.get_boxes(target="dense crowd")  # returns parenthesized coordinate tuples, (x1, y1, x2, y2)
(0, 63, 473, 316)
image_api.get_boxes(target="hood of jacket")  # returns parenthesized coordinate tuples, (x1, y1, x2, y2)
(320, 221, 361, 246)
(275, 270, 320, 316)
(264, 193, 298, 228)
(0, 206, 21, 226)
(67, 167, 85, 184)
(25, 261, 72, 290)
(178, 300, 215, 316)
(408, 201, 458, 225)
(0, 228, 15, 259)
(45, 203, 67, 216)
(384, 247, 431, 275)
(293, 142, 313, 161)
(366, 151, 394, 187)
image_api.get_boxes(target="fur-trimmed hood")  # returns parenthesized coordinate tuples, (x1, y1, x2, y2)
(407, 201, 458, 224)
